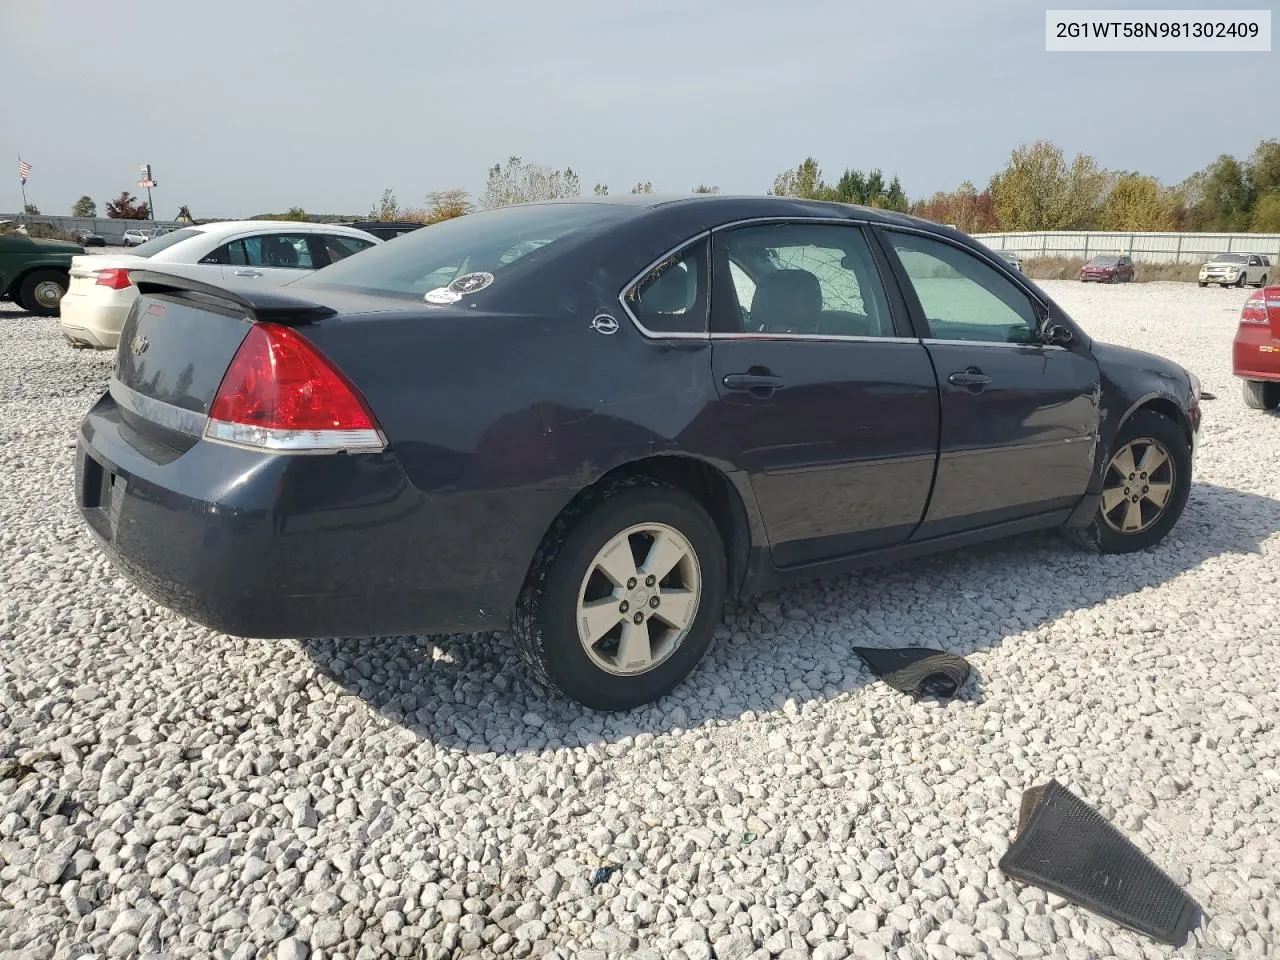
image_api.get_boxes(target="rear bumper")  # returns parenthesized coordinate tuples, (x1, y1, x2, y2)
(1233, 328, 1280, 381)
(58, 289, 133, 349)
(76, 391, 515, 638)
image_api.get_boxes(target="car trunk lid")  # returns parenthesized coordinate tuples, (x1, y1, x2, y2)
(110, 271, 340, 452)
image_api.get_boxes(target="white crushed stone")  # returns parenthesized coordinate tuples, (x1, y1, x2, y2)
(0, 280, 1277, 960)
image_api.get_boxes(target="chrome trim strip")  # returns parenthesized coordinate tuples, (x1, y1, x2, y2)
(709, 333, 920, 344)
(709, 216, 872, 232)
(922, 338, 1068, 351)
(109, 376, 208, 437)
(617, 231, 712, 340)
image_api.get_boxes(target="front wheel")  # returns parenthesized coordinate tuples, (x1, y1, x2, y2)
(511, 478, 727, 711)
(1236, 273, 1248, 288)
(1068, 410, 1191, 554)
(18, 270, 68, 317)
(1242, 379, 1280, 410)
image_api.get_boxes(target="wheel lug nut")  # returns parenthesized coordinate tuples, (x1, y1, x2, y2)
(632, 612, 644, 624)
(619, 601, 629, 613)
(649, 596, 660, 608)
(645, 575, 656, 587)
(626, 578, 637, 589)
(1129, 473, 1136, 480)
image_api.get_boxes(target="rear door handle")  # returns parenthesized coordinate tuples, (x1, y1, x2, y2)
(723, 372, 784, 397)
(947, 368, 991, 388)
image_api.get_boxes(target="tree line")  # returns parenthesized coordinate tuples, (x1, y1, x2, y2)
(47, 139, 1280, 235)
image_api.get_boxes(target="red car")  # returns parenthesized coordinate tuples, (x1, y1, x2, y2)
(1233, 284, 1280, 409)
(1080, 254, 1135, 283)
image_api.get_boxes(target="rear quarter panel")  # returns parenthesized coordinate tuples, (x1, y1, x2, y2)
(300, 308, 730, 613)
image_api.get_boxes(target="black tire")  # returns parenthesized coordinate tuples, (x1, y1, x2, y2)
(1236, 273, 1247, 288)
(1198, 281, 1207, 288)
(17, 269, 68, 317)
(1256, 274, 1268, 288)
(1067, 410, 1192, 555)
(1242, 379, 1280, 410)
(511, 477, 728, 711)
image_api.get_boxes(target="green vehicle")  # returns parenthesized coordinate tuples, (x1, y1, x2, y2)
(0, 232, 83, 317)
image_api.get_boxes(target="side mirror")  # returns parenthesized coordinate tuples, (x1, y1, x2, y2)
(1041, 321, 1074, 346)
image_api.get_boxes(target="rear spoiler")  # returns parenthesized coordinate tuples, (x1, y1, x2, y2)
(128, 269, 337, 325)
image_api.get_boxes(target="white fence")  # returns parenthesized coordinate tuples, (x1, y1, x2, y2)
(972, 230, 1280, 265)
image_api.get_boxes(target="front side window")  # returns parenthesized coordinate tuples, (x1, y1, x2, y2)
(886, 231, 1039, 344)
(713, 222, 894, 337)
(623, 239, 708, 334)
(204, 234, 316, 269)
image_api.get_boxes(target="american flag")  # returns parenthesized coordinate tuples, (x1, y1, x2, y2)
(18, 158, 31, 185)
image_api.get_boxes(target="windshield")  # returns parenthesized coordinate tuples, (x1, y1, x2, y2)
(290, 203, 632, 299)
(1089, 255, 1120, 266)
(1211, 254, 1246, 264)
(126, 228, 203, 257)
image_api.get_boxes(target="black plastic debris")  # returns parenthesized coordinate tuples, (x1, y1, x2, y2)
(999, 780, 1201, 947)
(851, 646, 971, 699)
(590, 865, 619, 888)
(1199, 390, 1216, 400)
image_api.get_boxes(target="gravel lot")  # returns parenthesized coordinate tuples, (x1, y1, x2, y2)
(1, 281, 1277, 960)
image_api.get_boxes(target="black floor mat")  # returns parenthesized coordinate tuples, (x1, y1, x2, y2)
(851, 646, 971, 699)
(999, 780, 1201, 947)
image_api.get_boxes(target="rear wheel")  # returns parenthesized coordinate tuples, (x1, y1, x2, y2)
(18, 270, 68, 317)
(511, 478, 727, 711)
(1242, 379, 1280, 410)
(1068, 410, 1191, 554)
(1256, 274, 1268, 288)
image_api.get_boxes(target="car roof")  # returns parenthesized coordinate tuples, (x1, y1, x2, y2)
(177, 220, 378, 239)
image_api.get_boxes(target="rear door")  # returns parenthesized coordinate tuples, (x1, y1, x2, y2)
(704, 220, 940, 567)
(877, 227, 1100, 539)
(199, 232, 321, 285)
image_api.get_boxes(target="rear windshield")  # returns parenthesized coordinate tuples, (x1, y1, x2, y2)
(289, 202, 631, 300)
(127, 228, 204, 257)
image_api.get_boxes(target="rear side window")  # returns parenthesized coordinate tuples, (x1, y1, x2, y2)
(291, 202, 631, 299)
(623, 239, 709, 335)
(127, 228, 203, 258)
(321, 234, 376, 264)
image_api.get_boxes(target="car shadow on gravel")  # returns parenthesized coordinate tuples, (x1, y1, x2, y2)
(299, 480, 1280, 752)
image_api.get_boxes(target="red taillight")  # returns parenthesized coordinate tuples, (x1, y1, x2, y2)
(205, 323, 384, 453)
(1241, 294, 1268, 325)
(95, 268, 132, 290)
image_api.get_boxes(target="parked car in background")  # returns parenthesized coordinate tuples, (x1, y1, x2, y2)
(1080, 254, 1135, 283)
(59, 221, 380, 348)
(997, 251, 1023, 272)
(74, 195, 1201, 710)
(1199, 253, 1269, 288)
(344, 220, 425, 241)
(1233, 283, 1280, 409)
(74, 230, 106, 247)
(0, 232, 83, 316)
(121, 228, 151, 247)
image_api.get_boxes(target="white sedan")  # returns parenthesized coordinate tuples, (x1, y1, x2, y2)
(58, 221, 381, 349)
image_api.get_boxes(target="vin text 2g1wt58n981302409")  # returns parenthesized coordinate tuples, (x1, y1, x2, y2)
(74, 195, 1202, 711)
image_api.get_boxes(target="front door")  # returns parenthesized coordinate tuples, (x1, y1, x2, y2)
(707, 221, 940, 567)
(877, 228, 1101, 540)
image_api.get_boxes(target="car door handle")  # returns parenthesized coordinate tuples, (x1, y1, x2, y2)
(233, 269, 263, 278)
(723, 372, 784, 397)
(948, 368, 992, 388)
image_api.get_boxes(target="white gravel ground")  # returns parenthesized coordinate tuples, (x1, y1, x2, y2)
(1, 281, 1277, 960)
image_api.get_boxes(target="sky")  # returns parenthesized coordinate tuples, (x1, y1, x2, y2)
(2, 0, 1276, 219)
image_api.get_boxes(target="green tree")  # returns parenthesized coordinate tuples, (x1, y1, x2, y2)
(832, 169, 867, 203)
(423, 189, 471, 224)
(771, 157, 827, 199)
(370, 188, 400, 221)
(692, 184, 720, 194)
(989, 140, 1107, 230)
(593, 183, 609, 195)
(881, 175, 909, 212)
(1100, 173, 1175, 231)
(1196, 155, 1253, 231)
(23, 203, 38, 215)
(482, 156, 580, 208)
(630, 181, 653, 194)
(1246, 139, 1280, 198)
(1252, 192, 1280, 233)
(71, 196, 96, 217)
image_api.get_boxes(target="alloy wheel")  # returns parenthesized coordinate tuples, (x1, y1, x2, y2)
(1101, 438, 1176, 534)
(576, 522, 702, 676)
